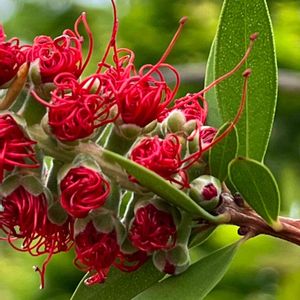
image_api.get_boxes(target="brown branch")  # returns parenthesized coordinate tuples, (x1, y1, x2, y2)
(216, 193, 300, 246)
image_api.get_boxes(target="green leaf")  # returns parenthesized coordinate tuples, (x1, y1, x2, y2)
(214, 0, 277, 161)
(71, 261, 163, 300)
(229, 157, 280, 226)
(209, 123, 238, 182)
(133, 242, 240, 300)
(189, 226, 216, 248)
(205, 39, 223, 128)
(102, 149, 221, 223)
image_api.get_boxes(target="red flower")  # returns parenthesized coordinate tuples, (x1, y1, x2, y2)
(95, 5, 186, 128)
(0, 25, 26, 87)
(32, 72, 117, 142)
(0, 185, 74, 288)
(130, 134, 188, 187)
(0, 186, 48, 249)
(0, 114, 39, 183)
(115, 64, 178, 127)
(74, 221, 119, 285)
(0, 191, 73, 254)
(60, 166, 110, 218)
(25, 13, 93, 83)
(129, 204, 177, 253)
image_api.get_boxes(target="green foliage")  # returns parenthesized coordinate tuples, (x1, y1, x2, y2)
(205, 40, 222, 128)
(71, 261, 163, 300)
(229, 157, 280, 226)
(213, 0, 278, 162)
(133, 242, 240, 300)
(209, 123, 238, 181)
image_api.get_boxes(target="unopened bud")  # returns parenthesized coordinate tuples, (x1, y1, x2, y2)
(163, 110, 186, 134)
(189, 175, 222, 210)
(118, 123, 142, 140)
(153, 244, 190, 275)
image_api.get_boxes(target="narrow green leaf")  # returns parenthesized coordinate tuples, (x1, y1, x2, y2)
(133, 242, 240, 300)
(214, 0, 277, 161)
(71, 261, 163, 300)
(205, 40, 223, 127)
(102, 149, 221, 223)
(189, 226, 216, 248)
(229, 157, 280, 226)
(209, 123, 238, 181)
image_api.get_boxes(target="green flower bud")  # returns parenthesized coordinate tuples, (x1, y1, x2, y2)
(153, 244, 190, 275)
(189, 175, 222, 210)
(162, 110, 186, 134)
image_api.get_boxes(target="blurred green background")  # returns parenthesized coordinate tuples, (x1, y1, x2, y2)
(0, 0, 300, 299)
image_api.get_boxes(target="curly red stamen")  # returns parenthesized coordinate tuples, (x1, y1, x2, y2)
(0, 186, 48, 247)
(0, 185, 73, 288)
(25, 13, 93, 83)
(74, 222, 119, 285)
(0, 114, 39, 183)
(130, 134, 188, 187)
(116, 65, 178, 127)
(32, 72, 117, 142)
(60, 166, 110, 218)
(0, 25, 26, 87)
(113, 16, 187, 127)
(129, 204, 177, 253)
(158, 92, 208, 125)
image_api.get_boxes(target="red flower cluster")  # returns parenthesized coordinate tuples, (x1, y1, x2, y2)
(0, 0, 257, 290)
(0, 25, 26, 87)
(60, 166, 110, 218)
(0, 114, 39, 183)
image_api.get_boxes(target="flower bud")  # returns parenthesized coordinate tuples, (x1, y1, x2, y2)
(162, 110, 186, 134)
(189, 175, 222, 210)
(153, 244, 190, 275)
(115, 122, 142, 140)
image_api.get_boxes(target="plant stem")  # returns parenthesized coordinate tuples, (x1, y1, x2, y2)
(217, 193, 300, 246)
(30, 125, 300, 243)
